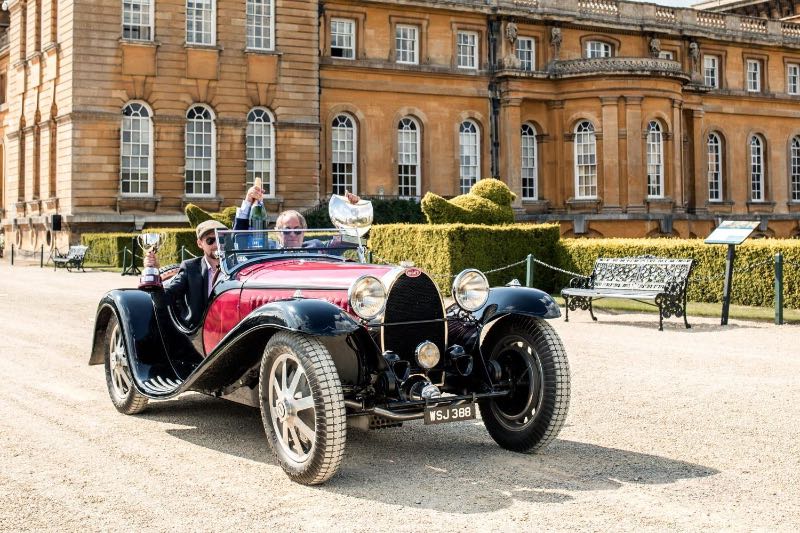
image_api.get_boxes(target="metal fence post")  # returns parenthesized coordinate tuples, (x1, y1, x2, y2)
(180, 245, 185, 262)
(775, 252, 784, 326)
(40, 244, 45, 268)
(121, 247, 128, 276)
(526, 254, 533, 288)
(11, 244, 14, 265)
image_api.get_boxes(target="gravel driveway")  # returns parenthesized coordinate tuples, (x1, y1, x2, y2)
(0, 266, 798, 531)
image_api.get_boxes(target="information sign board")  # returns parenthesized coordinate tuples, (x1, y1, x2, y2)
(704, 221, 760, 245)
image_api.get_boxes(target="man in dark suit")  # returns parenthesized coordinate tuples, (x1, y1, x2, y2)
(144, 219, 227, 330)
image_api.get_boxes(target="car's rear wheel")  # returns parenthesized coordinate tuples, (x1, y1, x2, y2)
(479, 316, 570, 453)
(259, 331, 346, 485)
(104, 314, 148, 414)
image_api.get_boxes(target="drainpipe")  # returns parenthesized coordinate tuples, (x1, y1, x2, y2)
(488, 17, 501, 179)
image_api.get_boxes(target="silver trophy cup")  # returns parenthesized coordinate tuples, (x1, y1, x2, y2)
(138, 232, 165, 289)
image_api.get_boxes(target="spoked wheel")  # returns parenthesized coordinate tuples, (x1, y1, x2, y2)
(479, 316, 570, 453)
(259, 332, 346, 485)
(104, 314, 148, 414)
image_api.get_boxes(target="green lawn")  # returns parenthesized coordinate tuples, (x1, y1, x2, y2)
(552, 295, 799, 324)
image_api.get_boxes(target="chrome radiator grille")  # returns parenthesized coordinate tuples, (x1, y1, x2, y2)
(381, 272, 446, 361)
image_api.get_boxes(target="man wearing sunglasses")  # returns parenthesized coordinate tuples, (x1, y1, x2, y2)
(143, 219, 226, 330)
(234, 185, 360, 251)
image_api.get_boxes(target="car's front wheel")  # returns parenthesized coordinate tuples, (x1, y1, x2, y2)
(259, 332, 346, 485)
(104, 314, 149, 414)
(479, 316, 570, 453)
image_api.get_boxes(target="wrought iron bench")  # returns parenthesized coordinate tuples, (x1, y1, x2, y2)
(53, 245, 89, 272)
(561, 256, 694, 331)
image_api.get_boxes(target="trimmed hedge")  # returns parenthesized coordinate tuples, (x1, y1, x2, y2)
(82, 228, 200, 268)
(556, 238, 800, 309)
(185, 203, 238, 228)
(421, 178, 516, 225)
(369, 223, 561, 294)
(304, 197, 425, 228)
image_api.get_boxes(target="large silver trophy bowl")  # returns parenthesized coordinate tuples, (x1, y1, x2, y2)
(328, 194, 373, 237)
(138, 232, 166, 290)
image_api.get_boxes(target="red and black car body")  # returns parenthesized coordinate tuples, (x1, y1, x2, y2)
(90, 231, 570, 485)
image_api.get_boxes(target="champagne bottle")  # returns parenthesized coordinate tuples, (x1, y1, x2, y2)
(249, 177, 267, 248)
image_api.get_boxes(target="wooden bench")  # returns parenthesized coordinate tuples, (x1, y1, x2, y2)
(53, 245, 89, 272)
(561, 256, 694, 331)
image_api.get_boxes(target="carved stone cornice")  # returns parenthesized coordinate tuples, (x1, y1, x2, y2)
(548, 57, 690, 81)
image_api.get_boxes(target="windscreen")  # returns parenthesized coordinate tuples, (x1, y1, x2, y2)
(215, 229, 363, 274)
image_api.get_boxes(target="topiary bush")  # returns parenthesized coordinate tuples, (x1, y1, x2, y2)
(556, 238, 800, 309)
(421, 178, 516, 225)
(369, 223, 560, 294)
(184, 203, 237, 229)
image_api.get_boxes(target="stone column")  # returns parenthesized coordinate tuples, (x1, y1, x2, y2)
(499, 98, 523, 207)
(691, 109, 706, 213)
(547, 100, 565, 210)
(671, 99, 685, 212)
(601, 97, 621, 211)
(625, 96, 644, 212)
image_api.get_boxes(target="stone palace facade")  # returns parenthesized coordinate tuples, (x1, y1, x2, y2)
(3, 0, 800, 250)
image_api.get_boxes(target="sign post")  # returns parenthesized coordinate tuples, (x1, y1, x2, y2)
(704, 221, 759, 326)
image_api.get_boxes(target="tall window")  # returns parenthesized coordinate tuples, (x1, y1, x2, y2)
(331, 114, 356, 195)
(788, 64, 799, 95)
(521, 124, 538, 200)
(747, 59, 762, 93)
(457, 31, 478, 69)
(246, 0, 273, 51)
(516, 37, 534, 71)
(186, 0, 215, 45)
(185, 105, 215, 196)
(646, 121, 664, 198)
(707, 133, 722, 202)
(120, 102, 153, 195)
(791, 137, 800, 201)
(331, 18, 355, 59)
(704, 55, 719, 88)
(750, 135, 765, 201)
(122, 0, 153, 40)
(574, 121, 597, 198)
(459, 120, 480, 193)
(397, 117, 420, 197)
(246, 108, 275, 196)
(395, 24, 418, 65)
(586, 41, 612, 58)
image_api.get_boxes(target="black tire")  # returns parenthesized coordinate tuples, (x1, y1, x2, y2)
(104, 314, 149, 415)
(259, 331, 346, 485)
(479, 316, 570, 453)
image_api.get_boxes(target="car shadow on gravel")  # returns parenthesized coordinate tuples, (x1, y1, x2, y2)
(139, 395, 718, 514)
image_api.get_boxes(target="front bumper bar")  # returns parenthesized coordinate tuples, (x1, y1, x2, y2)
(345, 390, 510, 421)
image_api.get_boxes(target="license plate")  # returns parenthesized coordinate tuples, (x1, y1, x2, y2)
(423, 402, 477, 425)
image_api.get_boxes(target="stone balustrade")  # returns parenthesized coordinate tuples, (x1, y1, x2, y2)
(548, 57, 689, 79)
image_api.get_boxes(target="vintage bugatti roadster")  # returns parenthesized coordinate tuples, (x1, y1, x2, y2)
(90, 198, 570, 485)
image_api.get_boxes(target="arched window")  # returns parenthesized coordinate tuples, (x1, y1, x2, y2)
(521, 123, 538, 200)
(459, 120, 480, 194)
(185, 104, 215, 196)
(791, 137, 800, 202)
(707, 133, 722, 201)
(246, 108, 275, 196)
(750, 135, 765, 202)
(574, 121, 597, 198)
(120, 102, 153, 195)
(646, 121, 664, 198)
(331, 114, 356, 195)
(397, 117, 421, 197)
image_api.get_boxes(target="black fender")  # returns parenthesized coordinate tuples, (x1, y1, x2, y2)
(475, 286, 561, 325)
(89, 289, 181, 394)
(182, 298, 366, 393)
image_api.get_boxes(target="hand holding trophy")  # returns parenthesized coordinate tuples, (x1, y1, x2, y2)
(138, 232, 166, 290)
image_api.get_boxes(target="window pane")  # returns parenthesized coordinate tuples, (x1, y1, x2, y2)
(123, 0, 152, 40)
(246, 0, 273, 50)
(707, 133, 722, 201)
(120, 103, 152, 195)
(574, 122, 597, 198)
(395, 25, 418, 64)
(246, 108, 274, 195)
(515, 38, 534, 71)
(521, 124, 537, 199)
(646, 121, 664, 198)
(332, 115, 356, 195)
(457, 32, 478, 69)
(186, 0, 214, 45)
(331, 19, 355, 59)
(185, 105, 215, 196)
(459, 121, 480, 193)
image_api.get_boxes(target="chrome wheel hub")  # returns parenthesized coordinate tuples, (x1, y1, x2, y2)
(268, 352, 316, 464)
(108, 324, 132, 398)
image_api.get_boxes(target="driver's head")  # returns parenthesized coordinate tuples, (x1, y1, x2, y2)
(195, 220, 226, 262)
(275, 210, 307, 249)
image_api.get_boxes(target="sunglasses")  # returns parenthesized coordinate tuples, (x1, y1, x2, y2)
(279, 227, 304, 236)
(203, 236, 216, 245)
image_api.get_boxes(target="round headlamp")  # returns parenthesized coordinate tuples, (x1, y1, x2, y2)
(348, 275, 387, 320)
(415, 341, 441, 369)
(452, 269, 490, 312)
